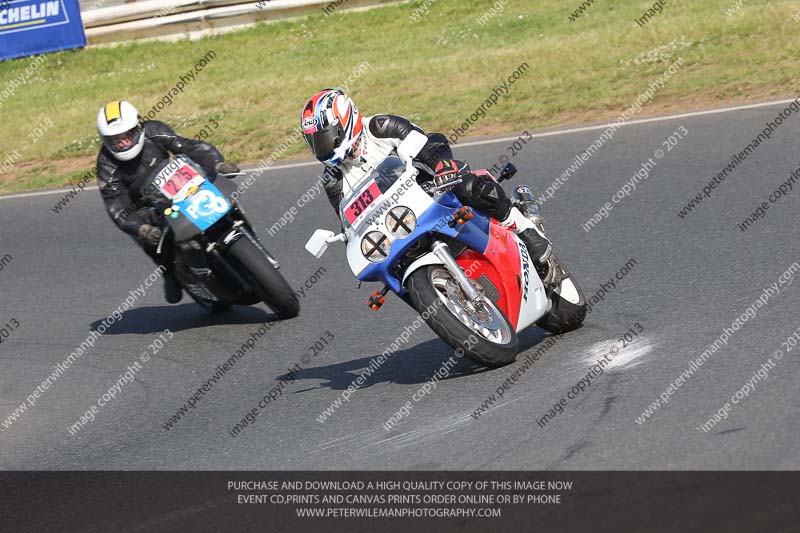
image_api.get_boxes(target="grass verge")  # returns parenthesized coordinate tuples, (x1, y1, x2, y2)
(0, 0, 797, 194)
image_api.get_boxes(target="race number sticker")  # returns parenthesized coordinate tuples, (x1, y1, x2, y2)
(154, 161, 202, 199)
(344, 181, 382, 224)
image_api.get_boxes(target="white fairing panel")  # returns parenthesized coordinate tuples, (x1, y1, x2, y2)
(344, 171, 435, 278)
(513, 235, 550, 332)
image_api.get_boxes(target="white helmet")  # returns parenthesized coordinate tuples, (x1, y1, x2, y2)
(96, 100, 145, 161)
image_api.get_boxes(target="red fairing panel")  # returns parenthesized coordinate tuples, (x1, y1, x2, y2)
(456, 220, 523, 329)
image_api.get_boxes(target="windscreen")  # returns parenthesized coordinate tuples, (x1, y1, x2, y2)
(339, 156, 407, 227)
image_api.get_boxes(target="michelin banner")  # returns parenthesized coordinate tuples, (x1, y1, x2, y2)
(0, 0, 86, 61)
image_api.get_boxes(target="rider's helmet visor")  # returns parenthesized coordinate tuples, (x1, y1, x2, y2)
(304, 125, 342, 164)
(104, 126, 143, 154)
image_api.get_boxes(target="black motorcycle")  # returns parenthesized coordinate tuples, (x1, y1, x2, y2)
(140, 155, 298, 318)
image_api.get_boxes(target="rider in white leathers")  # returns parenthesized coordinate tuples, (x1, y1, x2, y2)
(300, 88, 552, 264)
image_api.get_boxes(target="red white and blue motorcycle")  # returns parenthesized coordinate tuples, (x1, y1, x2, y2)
(305, 140, 586, 368)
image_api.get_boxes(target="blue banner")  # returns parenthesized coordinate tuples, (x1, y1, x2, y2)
(0, 0, 86, 61)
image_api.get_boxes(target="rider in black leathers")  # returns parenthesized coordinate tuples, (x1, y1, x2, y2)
(95, 101, 239, 303)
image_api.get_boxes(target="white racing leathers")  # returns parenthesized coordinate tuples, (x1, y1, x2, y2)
(319, 114, 453, 208)
(317, 113, 551, 261)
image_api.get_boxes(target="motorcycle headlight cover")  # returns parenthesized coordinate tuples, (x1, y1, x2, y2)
(361, 231, 390, 263)
(385, 206, 416, 238)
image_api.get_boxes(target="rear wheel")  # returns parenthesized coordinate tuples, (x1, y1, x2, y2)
(407, 266, 518, 368)
(228, 237, 299, 319)
(537, 255, 587, 334)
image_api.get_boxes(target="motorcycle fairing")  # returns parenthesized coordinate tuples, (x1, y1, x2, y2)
(341, 158, 548, 331)
(345, 177, 491, 293)
(456, 221, 548, 332)
(173, 180, 231, 232)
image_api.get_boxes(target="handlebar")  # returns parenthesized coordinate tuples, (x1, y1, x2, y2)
(428, 178, 463, 194)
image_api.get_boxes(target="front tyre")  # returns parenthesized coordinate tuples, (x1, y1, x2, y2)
(228, 237, 299, 319)
(407, 266, 518, 368)
(537, 255, 587, 334)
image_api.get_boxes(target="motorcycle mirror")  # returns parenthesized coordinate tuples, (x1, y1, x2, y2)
(305, 229, 345, 258)
(498, 163, 518, 182)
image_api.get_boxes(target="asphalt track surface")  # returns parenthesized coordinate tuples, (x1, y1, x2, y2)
(1, 102, 799, 470)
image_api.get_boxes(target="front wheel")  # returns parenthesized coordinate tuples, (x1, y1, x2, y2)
(537, 254, 587, 334)
(407, 266, 518, 368)
(228, 237, 299, 319)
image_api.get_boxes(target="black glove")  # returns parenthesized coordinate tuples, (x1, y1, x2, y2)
(215, 161, 241, 177)
(433, 159, 461, 190)
(138, 224, 162, 247)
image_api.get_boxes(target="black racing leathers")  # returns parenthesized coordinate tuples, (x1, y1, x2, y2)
(96, 120, 225, 239)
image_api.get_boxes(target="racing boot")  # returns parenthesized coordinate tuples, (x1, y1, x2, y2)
(499, 206, 552, 265)
(163, 271, 183, 304)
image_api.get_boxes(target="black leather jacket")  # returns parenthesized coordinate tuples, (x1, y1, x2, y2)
(96, 120, 224, 236)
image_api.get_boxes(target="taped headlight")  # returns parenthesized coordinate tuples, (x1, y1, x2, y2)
(385, 206, 416, 238)
(361, 231, 390, 263)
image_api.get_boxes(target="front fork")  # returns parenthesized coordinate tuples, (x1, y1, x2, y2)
(431, 240, 481, 302)
(239, 223, 281, 270)
(229, 208, 281, 270)
(202, 217, 281, 294)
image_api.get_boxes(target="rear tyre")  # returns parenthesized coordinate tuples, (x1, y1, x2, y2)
(407, 266, 518, 368)
(228, 237, 299, 319)
(537, 255, 587, 334)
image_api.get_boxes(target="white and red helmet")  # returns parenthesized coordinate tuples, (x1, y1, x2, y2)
(301, 88, 363, 166)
